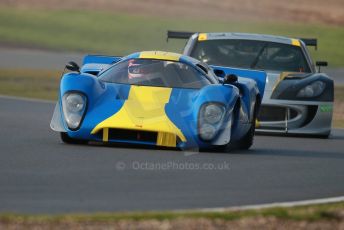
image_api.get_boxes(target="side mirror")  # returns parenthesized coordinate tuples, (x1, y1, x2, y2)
(66, 61, 80, 73)
(223, 74, 238, 85)
(316, 61, 328, 72)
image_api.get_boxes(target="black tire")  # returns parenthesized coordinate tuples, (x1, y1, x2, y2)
(237, 101, 259, 150)
(60, 132, 88, 145)
(237, 119, 255, 150)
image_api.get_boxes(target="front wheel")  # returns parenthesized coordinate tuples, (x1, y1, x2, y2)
(237, 102, 259, 150)
(213, 120, 255, 152)
(237, 119, 255, 150)
(60, 132, 88, 145)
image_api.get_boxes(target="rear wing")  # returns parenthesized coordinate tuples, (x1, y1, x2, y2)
(167, 30, 197, 41)
(300, 38, 317, 50)
(81, 55, 122, 75)
(167, 31, 318, 50)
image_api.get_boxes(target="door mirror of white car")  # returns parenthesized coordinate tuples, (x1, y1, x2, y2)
(316, 61, 328, 72)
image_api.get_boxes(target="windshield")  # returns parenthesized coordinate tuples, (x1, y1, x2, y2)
(99, 59, 211, 89)
(190, 39, 311, 73)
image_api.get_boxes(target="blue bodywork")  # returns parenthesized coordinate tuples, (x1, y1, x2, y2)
(51, 52, 266, 149)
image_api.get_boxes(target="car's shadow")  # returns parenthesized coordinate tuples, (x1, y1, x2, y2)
(77, 140, 344, 160)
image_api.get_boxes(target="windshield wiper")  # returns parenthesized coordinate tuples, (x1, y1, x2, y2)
(250, 43, 268, 69)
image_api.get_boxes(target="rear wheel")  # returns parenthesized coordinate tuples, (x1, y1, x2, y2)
(60, 132, 88, 145)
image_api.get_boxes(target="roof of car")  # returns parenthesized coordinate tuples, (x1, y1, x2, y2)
(124, 51, 201, 65)
(193, 32, 302, 47)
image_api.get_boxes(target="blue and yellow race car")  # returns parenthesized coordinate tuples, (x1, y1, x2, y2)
(50, 51, 266, 151)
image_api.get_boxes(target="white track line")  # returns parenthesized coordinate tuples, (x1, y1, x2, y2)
(0, 94, 54, 103)
(176, 196, 344, 213)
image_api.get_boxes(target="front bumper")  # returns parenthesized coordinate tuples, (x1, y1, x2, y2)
(94, 128, 182, 148)
(256, 100, 333, 136)
(51, 101, 234, 149)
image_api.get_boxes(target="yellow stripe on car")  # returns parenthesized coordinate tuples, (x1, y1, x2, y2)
(139, 51, 181, 61)
(272, 72, 295, 93)
(291, 39, 301, 47)
(255, 119, 260, 128)
(102, 128, 109, 142)
(91, 86, 186, 147)
(198, 33, 208, 41)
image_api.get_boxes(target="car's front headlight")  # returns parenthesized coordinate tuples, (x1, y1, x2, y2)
(297, 81, 326, 98)
(62, 92, 87, 130)
(199, 103, 225, 141)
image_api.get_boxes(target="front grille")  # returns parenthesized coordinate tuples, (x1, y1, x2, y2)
(258, 105, 298, 122)
(108, 129, 157, 143)
(96, 128, 179, 147)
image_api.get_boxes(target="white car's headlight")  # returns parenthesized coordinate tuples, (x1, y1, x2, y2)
(199, 103, 225, 141)
(297, 81, 325, 98)
(62, 92, 87, 130)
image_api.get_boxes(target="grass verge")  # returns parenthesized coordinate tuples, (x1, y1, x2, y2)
(0, 69, 60, 100)
(1, 202, 344, 229)
(333, 85, 344, 128)
(0, 7, 344, 66)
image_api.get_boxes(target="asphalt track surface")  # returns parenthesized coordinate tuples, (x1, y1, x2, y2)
(0, 96, 344, 214)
